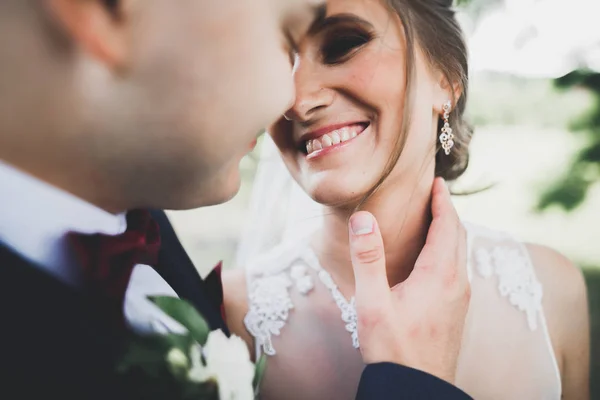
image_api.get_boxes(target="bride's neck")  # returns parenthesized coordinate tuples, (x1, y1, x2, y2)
(313, 177, 433, 295)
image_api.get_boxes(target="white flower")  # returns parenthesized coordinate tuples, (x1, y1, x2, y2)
(166, 348, 189, 377)
(187, 343, 213, 383)
(188, 331, 254, 400)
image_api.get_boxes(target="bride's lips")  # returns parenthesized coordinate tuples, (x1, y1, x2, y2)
(299, 122, 370, 160)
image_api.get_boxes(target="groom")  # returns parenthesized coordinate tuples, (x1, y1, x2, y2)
(0, 0, 471, 399)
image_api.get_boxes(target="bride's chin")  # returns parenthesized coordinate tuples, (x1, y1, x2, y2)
(299, 174, 374, 208)
(308, 188, 364, 210)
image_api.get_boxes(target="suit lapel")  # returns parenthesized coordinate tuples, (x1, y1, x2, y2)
(150, 210, 229, 335)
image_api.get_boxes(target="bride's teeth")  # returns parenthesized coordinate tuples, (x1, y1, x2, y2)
(305, 124, 367, 156)
(331, 131, 341, 145)
(340, 128, 350, 142)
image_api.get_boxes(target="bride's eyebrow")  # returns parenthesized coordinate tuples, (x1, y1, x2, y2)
(309, 13, 375, 35)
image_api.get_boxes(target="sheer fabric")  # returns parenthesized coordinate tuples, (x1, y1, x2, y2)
(243, 223, 562, 400)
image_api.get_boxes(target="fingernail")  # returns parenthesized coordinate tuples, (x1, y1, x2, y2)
(350, 212, 374, 236)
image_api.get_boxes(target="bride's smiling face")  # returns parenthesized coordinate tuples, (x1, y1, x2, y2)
(269, 0, 452, 206)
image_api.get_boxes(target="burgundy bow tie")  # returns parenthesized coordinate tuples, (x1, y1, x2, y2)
(69, 209, 161, 320)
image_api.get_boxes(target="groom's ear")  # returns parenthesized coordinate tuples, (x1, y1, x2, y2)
(45, 0, 131, 70)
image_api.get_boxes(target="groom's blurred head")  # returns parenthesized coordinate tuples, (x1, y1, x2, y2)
(0, 0, 324, 211)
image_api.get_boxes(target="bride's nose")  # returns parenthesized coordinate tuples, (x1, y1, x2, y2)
(283, 60, 335, 122)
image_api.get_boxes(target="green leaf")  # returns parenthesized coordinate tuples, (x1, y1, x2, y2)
(537, 173, 590, 211)
(117, 335, 173, 377)
(149, 296, 211, 345)
(118, 333, 195, 377)
(253, 355, 267, 391)
(181, 380, 220, 400)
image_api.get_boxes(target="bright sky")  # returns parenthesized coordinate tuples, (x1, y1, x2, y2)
(465, 0, 600, 77)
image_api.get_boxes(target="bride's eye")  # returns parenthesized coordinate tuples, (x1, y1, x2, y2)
(321, 29, 373, 65)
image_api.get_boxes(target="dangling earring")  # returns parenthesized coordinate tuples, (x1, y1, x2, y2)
(440, 101, 454, 155)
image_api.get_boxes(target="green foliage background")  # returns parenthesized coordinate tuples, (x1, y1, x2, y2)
(456, 0, 599, 397)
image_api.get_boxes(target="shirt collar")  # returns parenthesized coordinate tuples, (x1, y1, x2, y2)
(0, 160, 127, 285)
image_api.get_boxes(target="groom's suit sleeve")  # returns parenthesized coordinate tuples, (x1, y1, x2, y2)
(356, 363, 473, 400)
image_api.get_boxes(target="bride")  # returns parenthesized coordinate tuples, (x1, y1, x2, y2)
(223, 0, 590, 398)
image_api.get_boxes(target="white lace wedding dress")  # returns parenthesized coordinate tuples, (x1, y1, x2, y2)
(242, 223, 562, 400)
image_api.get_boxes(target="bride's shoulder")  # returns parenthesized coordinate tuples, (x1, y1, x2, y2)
(525, 242, 588, 371)
(464, 222, 586, 307)
(523, 242, 586, 329)
(465, 222, 588, 380)
(524, 243, 586, 303)
(464, 222, 585, 298)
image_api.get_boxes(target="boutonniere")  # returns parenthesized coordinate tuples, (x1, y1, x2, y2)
(118, 296, 266, 400)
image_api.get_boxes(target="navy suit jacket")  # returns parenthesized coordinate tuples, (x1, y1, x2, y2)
(358, 363, 472, 399)
(0, 210, 471, 399)
(0, 210, 226, 399)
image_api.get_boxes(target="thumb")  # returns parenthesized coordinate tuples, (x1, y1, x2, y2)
(349, 212, 391, 305)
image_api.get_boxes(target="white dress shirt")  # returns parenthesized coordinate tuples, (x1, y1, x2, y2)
(0, 161, 185, 334)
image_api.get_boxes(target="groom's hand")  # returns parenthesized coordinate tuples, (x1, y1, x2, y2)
(348, 178, 469, 384)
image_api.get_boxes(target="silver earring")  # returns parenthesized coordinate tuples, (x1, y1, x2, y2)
(440, 101, 454, 155)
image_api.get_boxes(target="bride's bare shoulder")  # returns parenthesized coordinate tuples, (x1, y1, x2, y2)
(222, 269, 253, 352)
(526, 243, 589, 398)
(526, 243, 588, 332)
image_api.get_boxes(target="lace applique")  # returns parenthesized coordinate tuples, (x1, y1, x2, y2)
(245, 261, 316, 356)
(244, 273, 295, 356)
(475, 248, 494, 278)
(474, 245, 543, 331)
(290, 264, 314, 295)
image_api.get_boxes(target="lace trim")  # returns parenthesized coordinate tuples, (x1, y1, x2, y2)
(316, 269, 359, 349)
(244, 261, 315, 356)
(245, 253, 361, 356)
(245, 225, 545, 358)
(244, 272, 295, 356)
(474, 244, 543, 331)
(301, 248, 359, 349)
(290, 264, 314, 295)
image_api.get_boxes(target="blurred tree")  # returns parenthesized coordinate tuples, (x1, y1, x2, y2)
(455, 0, 600, 211)
(537, 70, 600, 211)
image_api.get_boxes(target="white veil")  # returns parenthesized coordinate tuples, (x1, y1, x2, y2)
(234, 135, 324, 268)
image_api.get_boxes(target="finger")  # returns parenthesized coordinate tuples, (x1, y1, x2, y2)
(414, 178, 460, 272)
(431, 177, 458, 221)
(348, 211, 391, 306)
